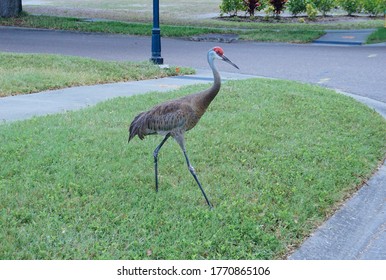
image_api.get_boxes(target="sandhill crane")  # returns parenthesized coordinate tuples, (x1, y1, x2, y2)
(128, 46, 239, 208)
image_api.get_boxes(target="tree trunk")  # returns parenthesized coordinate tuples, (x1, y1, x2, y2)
(0, 0, 22, 18)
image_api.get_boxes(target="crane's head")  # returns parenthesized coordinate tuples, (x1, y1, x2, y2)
(209, 46, 239, 69)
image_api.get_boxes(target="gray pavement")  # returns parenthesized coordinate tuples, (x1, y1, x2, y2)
(313, 29, 376, 46)
(1, 26, 385, 103)
(0, 27, 385, 259)
(289, 163, 386, 260)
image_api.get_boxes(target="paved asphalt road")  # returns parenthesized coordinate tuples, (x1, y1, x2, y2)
(0, 26, 385, 260)
(0, 26, 385, 103)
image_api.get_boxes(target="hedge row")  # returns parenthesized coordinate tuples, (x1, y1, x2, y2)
(220, 0, 385, 17)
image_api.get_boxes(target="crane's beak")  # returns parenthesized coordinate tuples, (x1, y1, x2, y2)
(221, 55, 239, 69)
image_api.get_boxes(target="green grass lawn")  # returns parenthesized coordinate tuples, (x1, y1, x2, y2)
(23, 0, 222, 23)
(367, 27, 386, 44)
(1, 79, 385, 259)
(2, 13, 317, 43)
(0, 14, 227, 38)
(0, 52, 193, 97)
(1, 13, 383, 43)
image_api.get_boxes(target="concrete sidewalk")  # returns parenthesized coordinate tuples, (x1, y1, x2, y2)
(313, 29, 376, 46)
(0, 70, 255, 123)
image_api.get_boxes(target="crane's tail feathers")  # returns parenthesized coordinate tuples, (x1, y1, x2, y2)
(128, 122, 140, 143)
(128, 133, 135, 143)
(128, 112, 146, 143)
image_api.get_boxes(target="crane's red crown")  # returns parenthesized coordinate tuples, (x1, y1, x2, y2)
(213, 47, 224, 56)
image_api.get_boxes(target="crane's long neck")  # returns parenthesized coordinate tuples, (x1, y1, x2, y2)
(197, 55, 221, 110)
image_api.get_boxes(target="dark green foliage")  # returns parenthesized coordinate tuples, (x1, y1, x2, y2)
(287, 0, 308, 16)
(220, 0, 244, 16)
(306, 3, 318, 20)
(361, 0, 385, 16)
(313, 0, 336, 16)
(337, 0, 362, 15)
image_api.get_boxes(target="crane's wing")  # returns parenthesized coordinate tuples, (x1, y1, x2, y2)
(128, 102, 198, 142)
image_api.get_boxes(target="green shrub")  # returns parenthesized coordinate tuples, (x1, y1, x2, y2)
(270, 0, 288, 16)
(263, 3, 276, 19)
(220, 0, 269, 17)
(337, 0, 362, 15)
(287, 0, 308, 16)
(306, 2, 318, 20)
(313, 0, 336, 16)
(242, 0, 267, 16)
(220, 0, 244, 16)
(361, 0, 385, 16)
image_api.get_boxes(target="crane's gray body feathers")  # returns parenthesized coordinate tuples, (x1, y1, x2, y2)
(128, 81, 220, 143)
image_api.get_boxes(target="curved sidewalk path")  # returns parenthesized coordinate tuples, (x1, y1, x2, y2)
(0, 71, 254, 122)
(0, 27, 385, 259)
(313, 29, 377, 46)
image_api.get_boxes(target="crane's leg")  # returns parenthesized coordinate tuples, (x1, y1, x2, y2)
(174, 134, 213, 209)
(153, 134, 170, 192)
(183, 150, 213, 209)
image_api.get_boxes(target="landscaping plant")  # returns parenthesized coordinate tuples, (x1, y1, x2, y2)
(220, 0, 244, 16)
(287, 0, 308, 16)
(270, 0, 288, 16)
(313, 0, 336, 16)
(243, 0, 266, 16)
(306, 2, 318, 20)
(361, 0, 385, 16)
(220, 0, 267, 17)
(337, 0, 362, 15)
